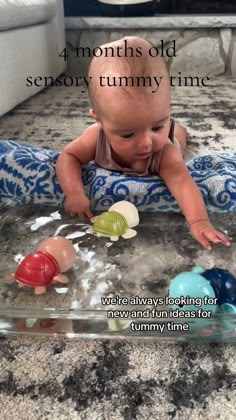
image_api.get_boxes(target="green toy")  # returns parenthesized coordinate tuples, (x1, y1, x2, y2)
(91, 211, 137, 241)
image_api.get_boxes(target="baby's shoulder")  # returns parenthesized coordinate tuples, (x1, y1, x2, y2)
(159, 142, 186, 177)
(161, 140, 183, 161)
(83, 123, 101, 138)
(63, 123, 100, 163)
(77, 123, 101, 148)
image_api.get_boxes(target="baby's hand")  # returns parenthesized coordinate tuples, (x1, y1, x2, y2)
(190, 220, 231, 250)
(65, 193, 93, 220)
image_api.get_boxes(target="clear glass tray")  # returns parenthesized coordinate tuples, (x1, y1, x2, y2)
(0, 197, 235, 341)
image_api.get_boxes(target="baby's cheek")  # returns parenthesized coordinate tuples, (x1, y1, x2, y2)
(121, 143, 134, 153)
(112, 141, 131, 155)
(153, 135, 167, 151)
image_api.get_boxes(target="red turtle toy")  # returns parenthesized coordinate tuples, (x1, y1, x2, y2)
(13, 236, 76, 295)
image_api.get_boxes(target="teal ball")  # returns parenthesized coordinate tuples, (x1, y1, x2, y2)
(169, 272, 217, 313)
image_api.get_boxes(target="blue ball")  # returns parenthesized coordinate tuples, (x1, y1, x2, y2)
(202, 268, 236, 305)
(221, 303, 236, 314)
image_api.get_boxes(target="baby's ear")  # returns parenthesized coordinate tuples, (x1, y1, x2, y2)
(89, 108, 102, 127)
(89, 108, 97, 119)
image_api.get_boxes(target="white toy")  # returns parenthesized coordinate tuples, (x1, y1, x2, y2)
(90, 200, 139, 241)
(108, 200, 139, 228)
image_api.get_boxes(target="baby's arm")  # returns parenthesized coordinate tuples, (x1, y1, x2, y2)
(159, 144, 230, 249)
(56, 123, 99, 219)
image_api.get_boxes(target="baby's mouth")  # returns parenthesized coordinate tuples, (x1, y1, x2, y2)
(137, 151, 152, 158)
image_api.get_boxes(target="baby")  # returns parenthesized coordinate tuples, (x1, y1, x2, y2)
(56, 36, 230, 250)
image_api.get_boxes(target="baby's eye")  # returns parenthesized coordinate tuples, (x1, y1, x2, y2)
(120, 133, 134, 139)
(152, 126, 163, 132)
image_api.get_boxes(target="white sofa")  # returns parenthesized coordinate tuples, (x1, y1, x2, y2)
(0, 0, 66, 117)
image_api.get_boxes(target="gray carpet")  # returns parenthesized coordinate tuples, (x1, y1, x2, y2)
(0, 77, 236, 420)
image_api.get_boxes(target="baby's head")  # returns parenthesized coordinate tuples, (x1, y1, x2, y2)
(88, 36, 171, 160)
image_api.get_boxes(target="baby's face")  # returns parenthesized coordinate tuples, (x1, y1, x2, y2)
(97, 86, 171, 161)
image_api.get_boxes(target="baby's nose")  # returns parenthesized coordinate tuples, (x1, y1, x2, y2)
(138, 133, 152, 150)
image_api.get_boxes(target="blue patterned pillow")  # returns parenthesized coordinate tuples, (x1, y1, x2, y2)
(0, 140, 235, 212)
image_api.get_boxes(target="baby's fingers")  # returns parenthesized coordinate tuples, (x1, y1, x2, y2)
(202, 230, 221, 245)
(85, 208, 94, 219)
(202, 230, 231, 248)
(196, 233, 212, 250)
(77, 211, 85, 221)
(212, 230, 231, 246)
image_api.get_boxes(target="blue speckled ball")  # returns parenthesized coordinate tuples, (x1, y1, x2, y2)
(202, 268, 236, 306)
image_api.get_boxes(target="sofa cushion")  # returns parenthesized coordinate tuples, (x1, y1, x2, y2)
(0, 0, 57, 31)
